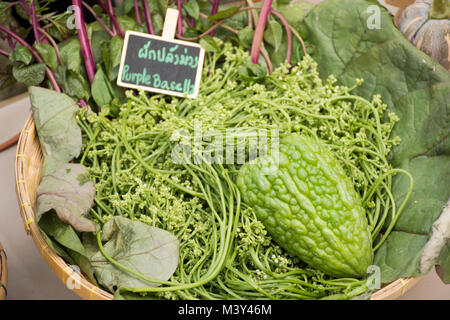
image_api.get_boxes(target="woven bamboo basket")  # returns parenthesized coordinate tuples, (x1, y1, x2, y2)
(0, 242, 7, 300)
(15, 114, 423, 300)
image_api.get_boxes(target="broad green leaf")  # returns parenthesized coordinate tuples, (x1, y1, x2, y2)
(91, 67, 115, 108)
(277, 0, 314, 31)
(299, 0, 450, 282)
(91, 217, 179, 292)
(373, 231, 428, 283)
(59, 38, 82, 73)
(67, 249, 98, 286)
(0, 2, 12, 24)
(68, 233, 101, 286)
(115, 0, 135, 15)
(209, 7, 239, 21)
(0, 64, 16, 89)
(36, 163, 96, 232)
(13, 63, 46, 86)
(55, 66, 91, 101)
(184, 0, 200, 20)
(9, 45, 33, 65)
(110, 36, 124, 69)
(238, 26, 254, 49)
(39, 226, 75, 265)
(263, 20, 283, 53)
(437, 241, 450, 284)
(152, 13, 164, 35)
(39, 211, 87, 257)
(35, 42, 58, 71)
(90, 30, 111, 64)
(102, 36, 124, 81)
(118, 15, 145, 33)
(199, 35, 219, 52)
(29, 86, 82, 172)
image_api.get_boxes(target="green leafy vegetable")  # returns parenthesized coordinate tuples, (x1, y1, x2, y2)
(90, 217, 179, 292)
(13, 63, 46, 86)
(34, 42, 58, 71)
(55, 66, 91, 101)
(39, 227, 76, 265)
(237, 26, 255, 49)
(199, 35, 219, 52)
(91, 67, 115, 108)
(59, 38, 82, 73)
(36, 163, 96, 232)
(263, 20, 283, 53)
(209, 7, 240, 21)
(29, 86, 82, 174)
(39, 210, 87, 257)
(184, 0, 200, 20)
(437, 240, 450, 284)
(9, 45, 33, 65)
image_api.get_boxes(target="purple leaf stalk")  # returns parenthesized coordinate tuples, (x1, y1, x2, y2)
(250, 0, 273, 64)
(96, 0, 125, 38)
(72, 0, 96, 84)
(141, 0, 154, 34)
(209, 0, 220, 36)
(134, 0, 142, 25)
(177, 0, 184, 36)
(82, 1, 115, 37)
(23, 0, 49, 44)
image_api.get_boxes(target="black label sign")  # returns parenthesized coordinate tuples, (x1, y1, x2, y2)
(117, 31, 205, 98)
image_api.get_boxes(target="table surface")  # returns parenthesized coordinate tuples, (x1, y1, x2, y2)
(0, 94, 449, 300)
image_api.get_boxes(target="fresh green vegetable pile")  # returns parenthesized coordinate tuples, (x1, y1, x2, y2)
(69, 39, 411, 299)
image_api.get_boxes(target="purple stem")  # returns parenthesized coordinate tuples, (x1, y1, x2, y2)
(209, 0, 220, 36)
(96, 0, 125, 38)
(0, 24, 60, 91)
(106, 0, 116, 34)
(78, 98, 89, 108)
(18, 0, 31, 15)
(134, 0, 142, 25)
(31, 0, 40, 42)
(82, 1, 115, 37)
(177, 0, 183, 36)
(0, 48, 8, 57)
(7, 37, 16, 50)
(250, 0, 273, 64)
(73, 0, 96, 84)
(141, 0, 154, 34)
(20, 0, 49, 44)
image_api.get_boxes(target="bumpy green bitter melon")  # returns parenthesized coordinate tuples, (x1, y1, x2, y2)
(237, 134, 373, 278)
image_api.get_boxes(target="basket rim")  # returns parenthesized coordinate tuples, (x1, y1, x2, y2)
(0, 242, 7, 300)
(14, 113, 422, 300)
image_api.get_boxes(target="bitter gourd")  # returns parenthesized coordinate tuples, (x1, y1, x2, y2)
(237, 134, 373, 278)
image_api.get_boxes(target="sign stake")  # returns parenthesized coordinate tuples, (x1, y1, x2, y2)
(162, 8, 179, 40)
